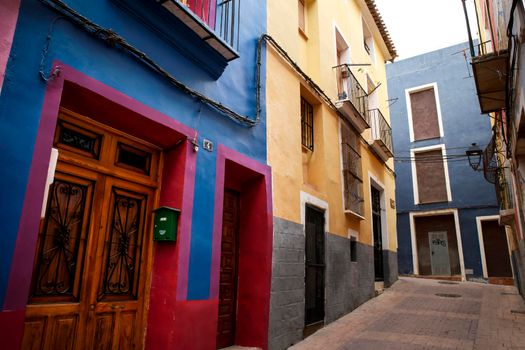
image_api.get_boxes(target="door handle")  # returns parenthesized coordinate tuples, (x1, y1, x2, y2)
(89, 304, 95, 310)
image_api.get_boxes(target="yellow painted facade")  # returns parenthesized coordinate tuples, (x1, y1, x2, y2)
(267, 0, 397, 251)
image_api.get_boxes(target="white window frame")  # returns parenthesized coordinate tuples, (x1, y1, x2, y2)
(405, 82, 444, 142)
(361, 16, 376, 64)
(409, 209, 466, 280)
(300, 191, 329, 233)
(333, 23, 351, 66)
(410, 144, 452, 205)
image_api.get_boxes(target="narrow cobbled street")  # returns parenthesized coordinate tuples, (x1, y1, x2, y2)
(290, 277, 525, 350)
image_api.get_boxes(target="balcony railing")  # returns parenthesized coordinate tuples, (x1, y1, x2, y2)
(158, 0, 240, 61)
(334, 64, 369, 133)
(368, 109, 393, 160)
(496, 167, 514, 211)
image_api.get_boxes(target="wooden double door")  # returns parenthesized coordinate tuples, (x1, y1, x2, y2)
(22, 110, 160, 350)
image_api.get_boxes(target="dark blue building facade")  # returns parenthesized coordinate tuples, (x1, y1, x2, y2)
(0, 1, 273, 349)
(387, 43, 504, 281)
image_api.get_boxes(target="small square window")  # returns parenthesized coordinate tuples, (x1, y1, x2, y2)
(350, 236, 357, 262)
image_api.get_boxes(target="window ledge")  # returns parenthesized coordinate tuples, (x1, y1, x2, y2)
(299, 27, 309, 40)
(344, 210, 365, 220)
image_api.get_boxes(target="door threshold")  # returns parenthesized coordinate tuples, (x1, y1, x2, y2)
(218, 347, 261, 350)
(304, 320, 324, 338)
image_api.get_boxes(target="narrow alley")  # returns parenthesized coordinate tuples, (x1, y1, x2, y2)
(290, 278, 525, 350)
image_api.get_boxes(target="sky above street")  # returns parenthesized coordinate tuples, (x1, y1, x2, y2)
(375, 0, 478, 60)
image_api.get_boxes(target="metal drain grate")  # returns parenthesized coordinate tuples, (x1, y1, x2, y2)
(435, 293, 462, 298)
(438, 281, 460, 285)
(511, 309, 525, 315)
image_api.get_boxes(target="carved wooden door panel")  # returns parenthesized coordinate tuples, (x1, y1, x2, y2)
(22, 168, 98, 350)
(216, 190, 240, 349)
(85, 177, 154, 350)
(22, 109, 159, 350)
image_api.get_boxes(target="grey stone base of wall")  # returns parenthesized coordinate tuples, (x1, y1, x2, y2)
(324, 234, 374, 324)
(383, 249, 399, 288)
(268, 216, 397, 350)
(268, 217, 306, 350)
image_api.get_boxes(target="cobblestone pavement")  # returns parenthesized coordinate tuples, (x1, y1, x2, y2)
(289, 277, 525, 350)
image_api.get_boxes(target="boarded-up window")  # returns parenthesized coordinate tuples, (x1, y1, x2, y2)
(415, 149, 448, 203)
(298, 0, 306, 32)
(409, 88, 440, 141)
(341, 121, 364, 215)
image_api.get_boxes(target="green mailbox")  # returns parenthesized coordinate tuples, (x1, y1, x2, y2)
(153, 206, 180, 242)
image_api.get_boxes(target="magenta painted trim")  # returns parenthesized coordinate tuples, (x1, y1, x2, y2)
(4, 62, 197, 311)
(3, 77, 64, 309)
(175, 147, 196, 300)
(0, 0, 21, 93)
(209, 145, 273, 298)
(57, 64, 194, 138)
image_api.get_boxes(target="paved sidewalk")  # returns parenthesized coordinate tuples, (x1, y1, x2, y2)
(289, 277, 525, 350)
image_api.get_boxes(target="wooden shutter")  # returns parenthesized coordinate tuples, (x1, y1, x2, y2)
(415, 150, 448, 203)
(410, 88, 440, 141)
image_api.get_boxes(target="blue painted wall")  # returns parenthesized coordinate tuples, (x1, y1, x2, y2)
(0, 0, 266, 308)
(386, 42, 499, 277)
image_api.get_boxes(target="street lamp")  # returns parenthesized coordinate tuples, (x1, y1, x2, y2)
(466, 143, 483, 170)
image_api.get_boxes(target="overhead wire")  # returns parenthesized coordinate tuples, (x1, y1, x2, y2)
(39, 0, 258, 126)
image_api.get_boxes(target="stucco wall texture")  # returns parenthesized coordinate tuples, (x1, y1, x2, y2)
(387, 42, 500, 279)
(268, 217, 377, 350)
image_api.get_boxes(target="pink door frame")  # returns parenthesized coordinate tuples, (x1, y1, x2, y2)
(0, 62, 197, 349)
(210, 145, 273, 350)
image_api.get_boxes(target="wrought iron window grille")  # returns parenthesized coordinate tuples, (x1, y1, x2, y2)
(301, 97, 314, 151)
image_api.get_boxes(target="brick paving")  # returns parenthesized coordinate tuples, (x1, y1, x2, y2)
(289, 277, 525, 350)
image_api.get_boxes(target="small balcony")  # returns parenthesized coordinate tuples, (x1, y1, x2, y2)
(334, 64, 370, 133)
(471, 49, 508, 114)
(157, 0, 240, 61)
(368, 109, 393, 161)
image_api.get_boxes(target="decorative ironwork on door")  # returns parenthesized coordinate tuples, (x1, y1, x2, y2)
(31, 179, 92, 301)
(99, 189, 146, 299)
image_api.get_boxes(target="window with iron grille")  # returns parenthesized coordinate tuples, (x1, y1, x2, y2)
(301, 97, 314, 151)
(341, 121, 364, 215)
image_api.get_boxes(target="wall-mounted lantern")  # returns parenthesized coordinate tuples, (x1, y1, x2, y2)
(466, 143, 483, 171)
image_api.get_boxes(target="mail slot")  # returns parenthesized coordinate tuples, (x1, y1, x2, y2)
(153, 206, 180, 242)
